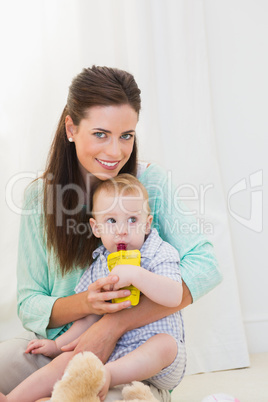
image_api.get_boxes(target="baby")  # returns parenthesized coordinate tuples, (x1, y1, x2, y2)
(0, 174, 186, 401)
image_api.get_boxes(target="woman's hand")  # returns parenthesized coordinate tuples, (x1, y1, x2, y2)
(61, 314, 121, 363)
(86, 275, 131, 315)
(48, 275, 131, 329)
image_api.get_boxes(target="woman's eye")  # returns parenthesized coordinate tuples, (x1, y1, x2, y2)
(121, 133, 133, 140)
(107, 218, 116, 224)
(94, 132, 106, 139)
(128, 217, 137, 223)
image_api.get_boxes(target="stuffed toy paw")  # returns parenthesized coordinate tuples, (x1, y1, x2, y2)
(51, 351, 105, 402)
(116, 381, 159, 402)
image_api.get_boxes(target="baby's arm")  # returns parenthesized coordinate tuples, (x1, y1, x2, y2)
(25, 314, 100, 358)
(55, 314, 101, 350)
(110, 264, 182, 308)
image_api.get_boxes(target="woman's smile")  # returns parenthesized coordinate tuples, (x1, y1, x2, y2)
(96, 158, 121, 169)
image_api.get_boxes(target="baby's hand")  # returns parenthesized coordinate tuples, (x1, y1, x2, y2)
(109, 264, 139, 291)
(25, 339, 61, 358)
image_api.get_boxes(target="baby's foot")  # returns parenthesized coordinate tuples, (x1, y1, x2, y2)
(0, 393, 8, 401)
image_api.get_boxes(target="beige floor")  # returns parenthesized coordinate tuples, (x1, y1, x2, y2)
(172, 353, 268, 402)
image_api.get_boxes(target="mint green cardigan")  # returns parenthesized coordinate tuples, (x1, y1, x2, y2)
(17, 163, 222, 339)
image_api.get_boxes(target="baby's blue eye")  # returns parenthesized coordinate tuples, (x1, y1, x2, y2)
(107, 218, 116, 224)
(128, 217, 137, 223)
(94, 132, 106, 138)
(121, 133, 133, 140)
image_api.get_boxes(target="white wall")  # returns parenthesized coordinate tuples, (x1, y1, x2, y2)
(204, 0, 268, 353)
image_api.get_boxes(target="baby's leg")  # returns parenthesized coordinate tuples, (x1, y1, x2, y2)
(105, 333, 177, 389)
(0, 351, 75, 402)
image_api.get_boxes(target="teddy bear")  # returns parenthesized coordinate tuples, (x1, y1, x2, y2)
(49, 351, 159, 402)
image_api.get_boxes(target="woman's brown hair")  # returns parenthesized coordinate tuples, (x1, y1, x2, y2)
(42, 66, 141, 275)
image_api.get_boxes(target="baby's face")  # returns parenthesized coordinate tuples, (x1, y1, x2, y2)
(90, 190, 152, 253)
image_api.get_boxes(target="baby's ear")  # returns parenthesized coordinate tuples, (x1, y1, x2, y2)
(89, 218, 101, 238)
(145, 215, 153, 234)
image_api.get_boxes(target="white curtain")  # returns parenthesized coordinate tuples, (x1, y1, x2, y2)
(0, 0, 250, 374)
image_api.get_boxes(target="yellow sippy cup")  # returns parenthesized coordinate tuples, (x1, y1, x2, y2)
(107, 243, 140, 306)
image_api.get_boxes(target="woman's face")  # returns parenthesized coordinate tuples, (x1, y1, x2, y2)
(66, 104, 138, 182)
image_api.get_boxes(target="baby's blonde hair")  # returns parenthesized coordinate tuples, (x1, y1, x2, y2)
(92, 174, 151, 215)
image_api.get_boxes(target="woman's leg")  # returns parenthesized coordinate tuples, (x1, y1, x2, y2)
(34, 385, 171, 402)
(104, 383, 171, 402)
(0, 351, 74, 402)
(5, 333, 174, 402)
(0, 331, 51, 393)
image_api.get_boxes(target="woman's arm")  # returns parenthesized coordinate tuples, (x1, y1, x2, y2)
(118, 280, 191, 332)
(17, 182, 59, 338)
(139, 164, 223, 302)
(48, 292, 92, 328)
(63, 280, 191, 362)
(48, 275, 132, 328)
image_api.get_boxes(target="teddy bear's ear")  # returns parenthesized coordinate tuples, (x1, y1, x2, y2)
(118, 381, 159, 402)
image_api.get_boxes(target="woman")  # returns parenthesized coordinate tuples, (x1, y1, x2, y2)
(0, 66, 222, 400)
